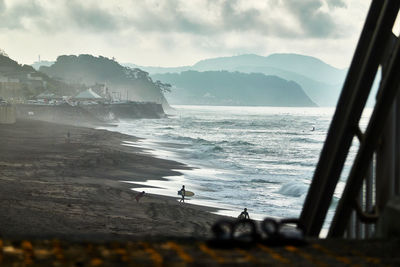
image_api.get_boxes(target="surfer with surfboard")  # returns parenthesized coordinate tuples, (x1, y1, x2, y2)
(178, 185, 195, 202)
(179, 185, 186, 202)
(238, 208, 250, 219)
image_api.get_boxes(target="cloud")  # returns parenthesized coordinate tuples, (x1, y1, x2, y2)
(282, 0, 338, 37)
(220, 0, 262, 31)
(0, 0, 44, 30)
(0, 0, 370, 68)
(0, 0, 5, 12)
(65, 0, 121, 32)
(326, 0, 347, 9)
(0, 0, 348, 38)
(120, 0, 346, 39)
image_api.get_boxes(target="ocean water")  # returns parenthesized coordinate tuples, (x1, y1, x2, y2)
(100, 105, 370, 226)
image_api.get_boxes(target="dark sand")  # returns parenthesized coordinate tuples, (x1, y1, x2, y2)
(0, 119, 228, 240)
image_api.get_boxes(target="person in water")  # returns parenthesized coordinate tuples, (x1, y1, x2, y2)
(179, 185, 186, 203)
(239, 208, 250, 219)
(135, 191, 145, 202)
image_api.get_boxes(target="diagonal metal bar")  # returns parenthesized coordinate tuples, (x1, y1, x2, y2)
(300, 0, 400, 237)
(300, 1, 384, 235)
(329, 34, 400, 237)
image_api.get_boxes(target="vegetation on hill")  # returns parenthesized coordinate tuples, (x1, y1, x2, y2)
(153, 70, 317, 107)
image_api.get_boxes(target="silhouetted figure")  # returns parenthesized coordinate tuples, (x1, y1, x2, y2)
(66, 131, 70, 143)
(179, 185, 186, 203)
(135, 191, 145, 202)
(238, 208, 250, 219)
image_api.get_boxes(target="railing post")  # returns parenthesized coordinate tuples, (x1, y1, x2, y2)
(395, 96, 400, 195)
(375, 103, 396, 212)
(364, 161, 374, 238)
(356, 190, 364, 239)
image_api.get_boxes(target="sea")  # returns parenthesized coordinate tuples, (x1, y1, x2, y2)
(100, 105, 371, 229)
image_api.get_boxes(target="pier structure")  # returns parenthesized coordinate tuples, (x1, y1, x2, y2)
(300, 0, 400, 239)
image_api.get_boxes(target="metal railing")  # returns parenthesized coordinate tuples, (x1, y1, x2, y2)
(300, 0, 400, 239)
(345, 99, 400, 239)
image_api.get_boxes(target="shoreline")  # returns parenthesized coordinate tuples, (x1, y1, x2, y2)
(103, 123, 266, 221)
(0, 119, 230, 240)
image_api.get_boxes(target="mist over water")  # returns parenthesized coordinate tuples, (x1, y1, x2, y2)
(101, 105, 370, 225)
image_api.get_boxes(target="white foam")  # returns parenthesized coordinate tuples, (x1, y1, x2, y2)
(277, 182, 308, 197)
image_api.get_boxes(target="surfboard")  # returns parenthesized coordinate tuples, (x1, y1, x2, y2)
(178, 190, 194, 197)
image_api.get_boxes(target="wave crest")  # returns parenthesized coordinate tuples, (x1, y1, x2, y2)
(277, 183, 308, 197)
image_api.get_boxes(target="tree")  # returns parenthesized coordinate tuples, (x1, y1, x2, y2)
(0, 48, 8, 57)
(155, 80, 172, 93)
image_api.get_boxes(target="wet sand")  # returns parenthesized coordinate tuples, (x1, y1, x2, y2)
(0, 119, 228, 240)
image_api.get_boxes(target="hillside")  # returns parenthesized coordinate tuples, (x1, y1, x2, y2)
(40, 55, 170, 108)
(128, 53, 348, 106)
(153, 71, 317, 107)
(0, 55, 79, 100)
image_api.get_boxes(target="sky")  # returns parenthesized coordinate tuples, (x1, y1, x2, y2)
(0, 0, 371, 69)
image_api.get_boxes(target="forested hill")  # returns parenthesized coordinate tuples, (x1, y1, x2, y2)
(40, 55, 170, 107)
(153, 71, 317, 107)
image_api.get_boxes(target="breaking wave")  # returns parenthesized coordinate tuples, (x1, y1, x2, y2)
(277, 183, 308, 197)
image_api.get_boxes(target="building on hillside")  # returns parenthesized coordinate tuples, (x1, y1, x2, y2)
(0, 72, 47, 100)
(27, 73, 43, 81)
(0, 76, 22, 100)
(25, 72, 47, 91)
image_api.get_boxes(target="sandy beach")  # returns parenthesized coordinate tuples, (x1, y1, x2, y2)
(0, 119, 229, 240)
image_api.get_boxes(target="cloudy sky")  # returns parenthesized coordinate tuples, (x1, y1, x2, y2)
(0, 0, 371, 68)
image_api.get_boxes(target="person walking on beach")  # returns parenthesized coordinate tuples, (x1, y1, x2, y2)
(135, 191, 145, 202)
(238, 208, 250, 219)
(179, 185, 186, 203)
(66, 131, 70, 143)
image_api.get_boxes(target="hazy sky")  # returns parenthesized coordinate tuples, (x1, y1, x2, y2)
(0, 0, 371, 68)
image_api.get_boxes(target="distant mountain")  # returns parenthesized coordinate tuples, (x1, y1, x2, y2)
(193, 54, 347, 106)
(153, 71, 317, 107)
(0, 55, 78, 99)
(40, 55, 170, 108)
(123, 63, 191, 74)
(127, 53, 348, 106)
(193, 54, 346, 85)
